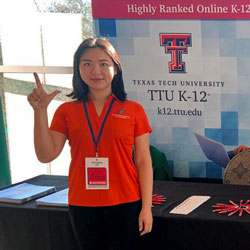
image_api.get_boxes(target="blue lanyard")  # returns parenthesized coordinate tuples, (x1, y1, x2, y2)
(83, 98, 115, 157)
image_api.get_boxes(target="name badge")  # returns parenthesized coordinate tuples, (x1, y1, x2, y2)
(85, 157, 109, 190)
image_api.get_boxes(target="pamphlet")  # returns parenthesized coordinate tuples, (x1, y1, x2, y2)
(169, 195, 211, 215)
(36, 188, 68, 207)
(0, 183, 56, 204)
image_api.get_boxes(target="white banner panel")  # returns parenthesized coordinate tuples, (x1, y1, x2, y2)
(92, 0, 250, 179)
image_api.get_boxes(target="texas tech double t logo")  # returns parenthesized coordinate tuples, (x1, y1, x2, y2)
(160, 33, 192, 73)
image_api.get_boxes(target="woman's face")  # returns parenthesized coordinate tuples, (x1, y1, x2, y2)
(79, 47, 117, 95)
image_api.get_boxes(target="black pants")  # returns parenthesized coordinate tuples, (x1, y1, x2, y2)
(69, 200, 141, 250)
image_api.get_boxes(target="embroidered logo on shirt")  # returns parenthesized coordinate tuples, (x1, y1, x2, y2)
(112, 108, 130, 119)
(112, 113, 130, 119)
(119, 109, 125, 115)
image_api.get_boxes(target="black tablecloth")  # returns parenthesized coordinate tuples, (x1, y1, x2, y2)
(1, 175, 250, 250)
(143, 181, 250, 250)
(0, 175, 78, 250)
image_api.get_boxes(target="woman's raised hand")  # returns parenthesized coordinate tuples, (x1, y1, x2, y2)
(27, 73, 61, 110)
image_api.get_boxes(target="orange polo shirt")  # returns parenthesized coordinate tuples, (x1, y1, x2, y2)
(50, 95, 152, 207)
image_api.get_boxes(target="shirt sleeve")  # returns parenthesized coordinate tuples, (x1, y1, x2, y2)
(50, 103, 68, 137)
(134, 103, 152, 137)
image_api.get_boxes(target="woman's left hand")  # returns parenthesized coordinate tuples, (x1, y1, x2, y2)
(139, 208, 153, 236)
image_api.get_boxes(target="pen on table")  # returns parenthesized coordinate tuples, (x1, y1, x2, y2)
(153, 199, 166, 202)
(153, 195, 165, 198)
(243, 208, 250, 215)
(228, 209, 239, 216)
(242, 200, 250, 206)
(212, 205, 234, 209)
(212, 208, 227, 212)
(153, 201, 165, 204)
(219, 209, 236, 214)
(213, 209, 234, 213)
(229, 200, 238, 207)
(239, 209, 243, 216)
(153, 198, 166, 201)
(240, 200, 243, 207)
(212, 203, 231, 207)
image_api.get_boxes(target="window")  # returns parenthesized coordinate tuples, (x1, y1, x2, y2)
(0, 0, 93, 184)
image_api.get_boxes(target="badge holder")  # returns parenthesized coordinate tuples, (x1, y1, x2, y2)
(85, 157, 109, 190)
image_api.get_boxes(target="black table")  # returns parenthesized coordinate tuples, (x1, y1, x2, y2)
(144, 181, 250, 250)
(1, 175, 250, 250)
(0, 175, 78, 250)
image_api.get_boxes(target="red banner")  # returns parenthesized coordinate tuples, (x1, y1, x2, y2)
(91, 0, 250, 19)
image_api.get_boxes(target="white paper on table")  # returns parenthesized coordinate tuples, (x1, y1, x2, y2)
(169, 195, 211, 215)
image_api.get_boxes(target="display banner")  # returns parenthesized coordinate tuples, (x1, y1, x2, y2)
(92, 0, 250, 179)
(92, 0, 250, 19)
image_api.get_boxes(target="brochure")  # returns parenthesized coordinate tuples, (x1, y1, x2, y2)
(0, 183, 56, 204)
(36, 188, 68, 207)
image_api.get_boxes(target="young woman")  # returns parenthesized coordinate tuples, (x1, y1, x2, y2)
(27, 37, 153, 250)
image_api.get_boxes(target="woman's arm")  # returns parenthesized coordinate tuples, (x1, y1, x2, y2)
(34, 110, 66, 163)
(134, 133, 153, 236)
(28, 73, 66, 163)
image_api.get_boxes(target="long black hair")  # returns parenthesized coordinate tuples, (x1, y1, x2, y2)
(67, 37, 127, 102)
